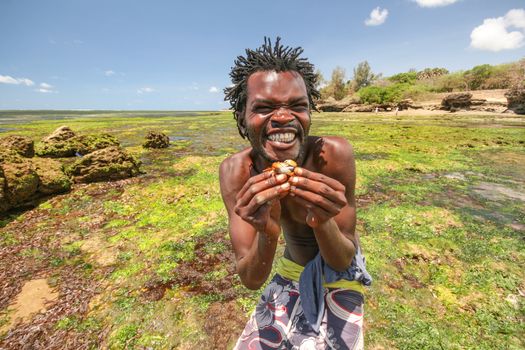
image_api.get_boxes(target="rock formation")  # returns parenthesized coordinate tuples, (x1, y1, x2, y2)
(66, 146, 141, 183)
(505, 88, 525, 114)
(441, 93, 472, 111)
(143, 131, 170, 149)
(0, 135, 35, 157)
(0, 127, 142, 213)
(0, 149, 71, 212)
(42, 125, 76, 143)
(37, 126, 119, 157)
(317, 97, 356, 112)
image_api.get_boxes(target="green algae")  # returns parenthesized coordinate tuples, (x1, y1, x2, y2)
(0, 110, 523, 349)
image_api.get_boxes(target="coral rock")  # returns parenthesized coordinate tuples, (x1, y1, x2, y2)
(505, 88, 525, 114)
(441, 93, 472, 111)
(42, 125, 76, 142)
(37, 133, 120, 157)
(143, 131, 170, 149)
(32, 158, 71, 194)
(67, 146, 141, 183)
(0, 148, 71, 213)
(0, 135, 35, 157)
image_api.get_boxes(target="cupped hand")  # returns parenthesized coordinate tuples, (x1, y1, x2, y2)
(234, 171, 290, 238)
(288, 167, 347, 228)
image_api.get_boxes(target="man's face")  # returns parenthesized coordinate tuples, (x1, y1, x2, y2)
(240, 70, 311, 163)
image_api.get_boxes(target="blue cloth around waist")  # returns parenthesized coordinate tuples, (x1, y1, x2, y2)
(298, 246, 372, 333)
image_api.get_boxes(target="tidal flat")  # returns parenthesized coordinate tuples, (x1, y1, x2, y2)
(0, 110, 524, 349)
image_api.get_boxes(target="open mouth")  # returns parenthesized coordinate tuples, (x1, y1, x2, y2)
(266, 132, 296, 144)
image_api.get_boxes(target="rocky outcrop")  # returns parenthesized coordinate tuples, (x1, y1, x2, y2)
(32, 158, 72, 194)
(143, 131, 170, 149)
(343, 105, 374, 112)
(0, 166, 8, 212)
(42, 125, 76, 143)
(0, 149, 71, 212)
(37, 129, 120, 158)
(441, 93, 472, 111)
(505, 88, 525, 114)
(0, 128, 142, 213)
(317, 98, 350, 112)
(0, 135, 35, 157)
(66, 146, 141, 183)
(0, 151, 39, 207)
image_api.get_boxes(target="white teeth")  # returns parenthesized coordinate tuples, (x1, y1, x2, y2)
(268, 133, 296, 143)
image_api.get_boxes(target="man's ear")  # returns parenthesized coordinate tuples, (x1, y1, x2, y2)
(236, 111, 248, 139)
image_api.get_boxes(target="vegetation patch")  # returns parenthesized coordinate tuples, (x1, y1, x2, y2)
(0, 111, 523, 349)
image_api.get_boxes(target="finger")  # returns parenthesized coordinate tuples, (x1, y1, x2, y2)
(293, 167, 345, 192)
(236, 171, 273, 201)
(289, 176, 346, 207)
(244, 182, 290, 216)
(290, 185, 343, 216)
(237, 173, 288, 207)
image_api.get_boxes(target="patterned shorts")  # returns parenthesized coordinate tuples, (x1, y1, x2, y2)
(234, 274, 364, 350)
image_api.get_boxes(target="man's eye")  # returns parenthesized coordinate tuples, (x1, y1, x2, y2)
(292, 105, 308, 112)
(254, 106, 273, 113)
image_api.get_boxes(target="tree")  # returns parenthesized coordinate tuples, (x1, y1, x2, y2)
(314, 69, 326, 91)
(320, 66, 348, 100)
(416, 68, 449, 80)
(351, 61, 378, 91)
(389, 72, 417, 85)
(435, 71, 468, 92)
(464, 64, 494, 90)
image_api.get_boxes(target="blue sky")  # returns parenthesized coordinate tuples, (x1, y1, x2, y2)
(1, 0, 524, 110)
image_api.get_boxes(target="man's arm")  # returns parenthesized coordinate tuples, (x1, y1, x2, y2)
(219, 155, 289, 289)
(289, 137, 358, 271)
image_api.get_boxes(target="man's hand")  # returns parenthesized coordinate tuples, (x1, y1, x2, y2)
(234, 171, 290, 239)
(289, 167, 347, 228)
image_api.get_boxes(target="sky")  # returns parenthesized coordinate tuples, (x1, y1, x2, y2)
(1, 0, 524, 110)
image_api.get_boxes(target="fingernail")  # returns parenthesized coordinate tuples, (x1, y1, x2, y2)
(276, 174, 287, 181)
(294, 167, 302, 175)
(291, 177, 298, 184)
(281, 182, 290, 190)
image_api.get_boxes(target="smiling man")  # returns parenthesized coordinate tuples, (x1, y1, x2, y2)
(220, 38, 372, 350)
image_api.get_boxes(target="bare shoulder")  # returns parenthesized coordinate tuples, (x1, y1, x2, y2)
(219, 148, 252, 199)
(308, 136, 355, 174)
(309, 136, 355, 185)
(318, 136, 354, 157)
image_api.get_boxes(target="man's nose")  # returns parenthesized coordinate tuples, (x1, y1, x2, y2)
(271, 108, 294, 128)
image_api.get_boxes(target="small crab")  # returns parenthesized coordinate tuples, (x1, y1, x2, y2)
(264, 159, 297, 177)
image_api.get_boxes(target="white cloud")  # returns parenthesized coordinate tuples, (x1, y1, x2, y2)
(209, 86, 219, 93)
(365, 7, 389, 26)
(104, 70, 115, 77)
(413, 0, 458, 7)
(0, 75, 35, 86)
(505, 8, 525, 29)
(36, 82, 57, 93)
(137, 87, 154, 94)
(470, 9, 525, 52)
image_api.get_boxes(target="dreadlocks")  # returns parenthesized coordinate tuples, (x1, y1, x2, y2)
(224, 37, 320, 138)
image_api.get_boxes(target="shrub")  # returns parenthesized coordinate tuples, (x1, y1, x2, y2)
(389, 72, 417, 85)
(358, 83, 413, 104)
(464, 64, 494, 90)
